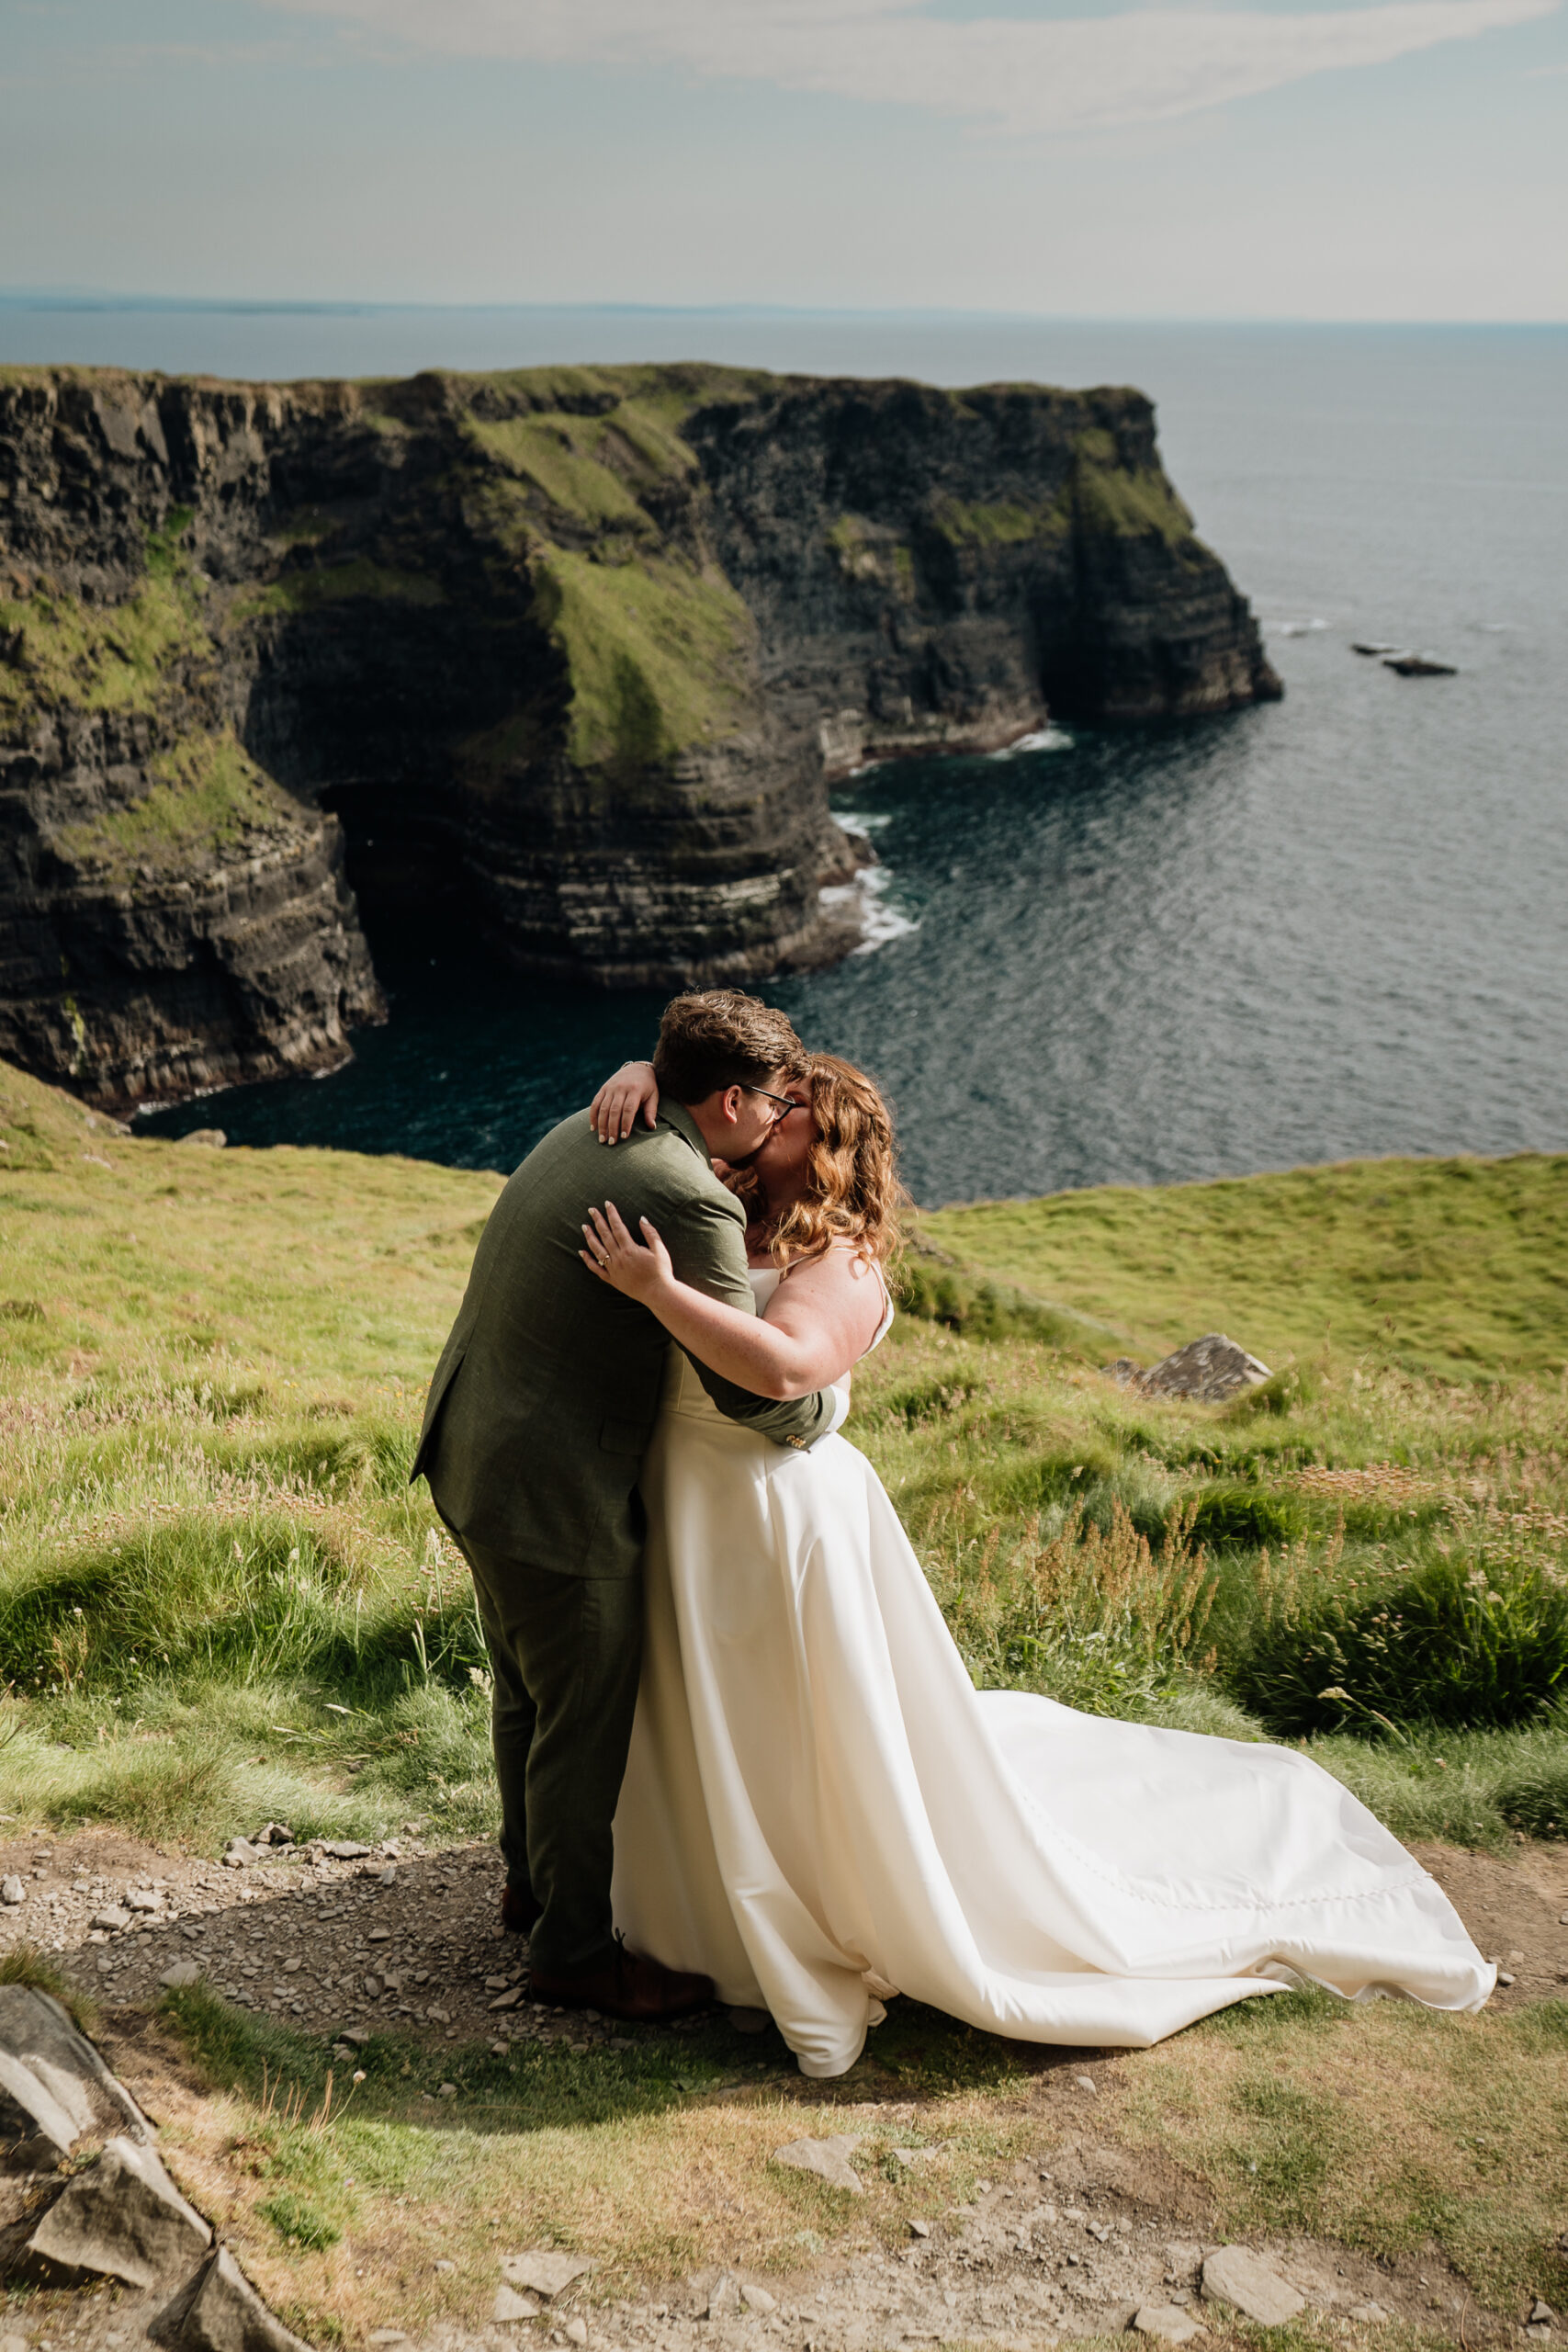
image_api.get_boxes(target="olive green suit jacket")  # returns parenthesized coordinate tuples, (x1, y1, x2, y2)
(412, 1101, 833, 1574)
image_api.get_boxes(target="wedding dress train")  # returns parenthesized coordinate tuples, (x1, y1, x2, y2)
(611, 1273, 1492, 2079)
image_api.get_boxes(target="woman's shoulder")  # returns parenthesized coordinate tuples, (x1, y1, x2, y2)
(781, 1239, 889, 1305)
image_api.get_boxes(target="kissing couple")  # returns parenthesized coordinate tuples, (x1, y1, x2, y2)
(413, 989, 1489, 2079)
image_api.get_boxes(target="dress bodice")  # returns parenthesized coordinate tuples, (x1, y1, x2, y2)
(661, 1261, 893, 1419)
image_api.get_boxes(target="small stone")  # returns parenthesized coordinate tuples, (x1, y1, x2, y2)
(322, 1841, 373, 1860)
(1347, 2304, 1390, 2324)
(1499, 1972, 1517, 1986)
(741, 2286, 776, 2315)
(1140, 1333, 1271, 1403)
(24, 2135, 211, 2288)
(434, 2259, 457, 2274)
(705, 2276, 741, 2321)
(772, 2136, 863, 2195)
(1532, 2303, 1557, 2326)
(367, 1928, 391, 1944)
(486, 1975, 511, 1991)
(493, 2289, 538, 2324)
(2, 1877, 26, 1905)
(150, 2244, 311, 2352)
(175, 1129, 227, 1148)
(1133, 2307, 1206, 2344)
(427, 2006, 451, 2025)
(1559, 1912, 1568, 1926)
(159, 1962, 202, 1989)
(437, 2083, 457, 2099)
(1074, 2075, 1097, 2093)
(364, 1976, 382, 1999)
(283, 1958, 301, 1974)
(501, 2252, 595, 2301)
(908, 2220, 930, 2240)
(340, 2028, 370, 2047)
(125, 1890, 162, 1913)
(92, 1906, 130, 1931)
(564, 2325, 588, 2347)
(490, 1988, 523, 2010)
(1201, 2246, 1305, 2327)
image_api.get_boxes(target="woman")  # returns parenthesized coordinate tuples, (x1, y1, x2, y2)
(581, 1057, 1491, 2079)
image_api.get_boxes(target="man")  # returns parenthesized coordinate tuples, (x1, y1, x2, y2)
(412, 989, 838, 2021)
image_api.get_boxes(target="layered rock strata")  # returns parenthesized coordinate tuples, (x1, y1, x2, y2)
(0, 363, 1280, 1109)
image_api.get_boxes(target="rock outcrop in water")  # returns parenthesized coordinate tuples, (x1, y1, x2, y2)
(0, 363, 1280, 1110)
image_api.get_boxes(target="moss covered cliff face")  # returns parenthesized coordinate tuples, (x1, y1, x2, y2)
(0, 363, 1279, 1109)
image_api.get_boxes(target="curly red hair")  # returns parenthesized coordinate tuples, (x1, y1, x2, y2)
(739, 1053, 907, 1268)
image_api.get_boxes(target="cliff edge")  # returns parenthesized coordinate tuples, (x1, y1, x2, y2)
(0, 363, 1280, 1111)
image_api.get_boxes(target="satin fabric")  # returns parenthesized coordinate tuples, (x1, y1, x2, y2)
(611, 1276, 1493, 2078)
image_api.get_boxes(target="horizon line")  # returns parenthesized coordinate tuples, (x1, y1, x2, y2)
(1, 290, 1566, 331)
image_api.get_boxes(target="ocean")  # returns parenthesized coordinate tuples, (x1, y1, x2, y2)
(7, 301, 1564, 1205)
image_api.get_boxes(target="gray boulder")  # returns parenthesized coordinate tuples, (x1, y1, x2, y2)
(22, 2134, 210, 2286)
(152, 2245, 314, 2352)
(0, 1986, 149, 2167)
(1139, 1335, 1270, 1404)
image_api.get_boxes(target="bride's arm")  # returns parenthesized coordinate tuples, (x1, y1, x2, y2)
(581, 1204, 883, 1398)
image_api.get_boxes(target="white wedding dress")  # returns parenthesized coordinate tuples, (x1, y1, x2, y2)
(611, 1272, 1492, 2078)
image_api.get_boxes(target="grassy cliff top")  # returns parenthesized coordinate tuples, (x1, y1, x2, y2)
(923, 1152, 1568, 1380)
(5, 1052, 1564, 1393)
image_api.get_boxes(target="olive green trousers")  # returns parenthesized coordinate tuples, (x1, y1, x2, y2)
(449, 1529, 644, 1980)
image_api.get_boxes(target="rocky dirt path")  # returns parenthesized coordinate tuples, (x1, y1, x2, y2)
(2, 1828, 1563, 2044)
(1, 1829, 1564, 2352)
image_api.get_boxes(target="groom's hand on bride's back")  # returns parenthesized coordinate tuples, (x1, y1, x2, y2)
(589, 1060, 660, 1143)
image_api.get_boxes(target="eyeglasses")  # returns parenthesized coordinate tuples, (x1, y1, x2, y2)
(743, 1084, 805, 1119)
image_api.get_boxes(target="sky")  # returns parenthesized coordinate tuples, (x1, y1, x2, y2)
(2, 0, 1564, 320)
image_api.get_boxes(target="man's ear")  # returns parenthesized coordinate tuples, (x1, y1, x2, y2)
(718, 1084, 745, 1126)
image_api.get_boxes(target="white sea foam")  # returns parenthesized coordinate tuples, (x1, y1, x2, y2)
(989, 724, 1075, 758)
(1276, 617, 1328, 637)
(832, 807, 895, 833)
(820, 864, 919, 956)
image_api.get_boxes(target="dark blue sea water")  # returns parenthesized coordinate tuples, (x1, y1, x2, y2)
(8, 303, 1562, 1205)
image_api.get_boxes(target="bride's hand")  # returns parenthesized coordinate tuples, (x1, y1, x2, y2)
(588, 1060, 660, 1143)
(580, 1202, 674, 1301)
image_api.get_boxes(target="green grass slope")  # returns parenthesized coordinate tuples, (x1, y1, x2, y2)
(2, 1054, 1565, 1858)
(921, 1153, 1568, 1377)
(5, 1059, 1567, 2333)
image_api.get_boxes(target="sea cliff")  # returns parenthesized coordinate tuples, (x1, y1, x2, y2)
(0, 362, 1280, 1110)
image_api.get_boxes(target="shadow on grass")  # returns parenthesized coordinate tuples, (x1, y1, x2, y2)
(159, 1980, 1086, 2139)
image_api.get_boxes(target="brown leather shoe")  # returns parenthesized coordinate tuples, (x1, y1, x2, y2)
(502, 1883, 542, 1936)
(529, 1937, 714, 2021)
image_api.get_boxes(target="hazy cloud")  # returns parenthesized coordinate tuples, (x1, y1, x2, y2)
(261, 0, 1561, 131)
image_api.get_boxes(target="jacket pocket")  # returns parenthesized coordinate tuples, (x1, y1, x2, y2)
(599, 1417, 653, 1455)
